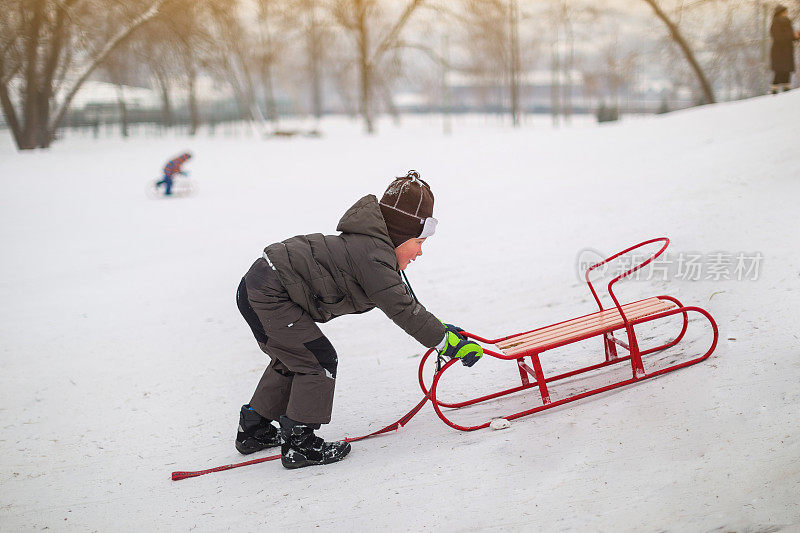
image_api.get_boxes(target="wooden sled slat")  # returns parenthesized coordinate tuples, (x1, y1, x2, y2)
(497, 297, 676, 356)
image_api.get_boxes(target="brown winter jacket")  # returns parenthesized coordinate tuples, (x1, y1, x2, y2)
(261, 194, 446, 348)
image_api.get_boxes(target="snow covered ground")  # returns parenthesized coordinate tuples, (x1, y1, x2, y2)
(1, 96, 799, 532)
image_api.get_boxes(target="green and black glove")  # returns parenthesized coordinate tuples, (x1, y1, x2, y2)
(438, 323, 484, 367)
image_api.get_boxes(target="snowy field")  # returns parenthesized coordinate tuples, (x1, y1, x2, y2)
(1, 95, 799, 532)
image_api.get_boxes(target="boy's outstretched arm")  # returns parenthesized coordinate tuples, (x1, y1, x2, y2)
(350, 244, 445, 348)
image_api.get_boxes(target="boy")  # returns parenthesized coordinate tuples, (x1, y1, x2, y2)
(235, 171, 484, 469)
(155, 152, 192, 196)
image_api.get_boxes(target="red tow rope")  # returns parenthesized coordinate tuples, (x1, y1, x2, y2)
(171, 394, 430, 481)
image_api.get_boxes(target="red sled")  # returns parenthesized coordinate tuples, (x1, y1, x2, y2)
(418, 237, 719, 431)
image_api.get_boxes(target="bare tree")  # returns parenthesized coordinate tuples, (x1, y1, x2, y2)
(455, 0, 513, 118)
(641, 0, 716, 104)
(0, 0, 169, 150)
(552, 1, 598, 123)
(203, 0, 265, 130)
(201, 0, 297, 134)
(601, 36, 640, 110)
(509, 0, 521, 126)
(700, 0, 768, 100)
(141, 37, 179, 128)
(149, 0, 210, 134)
(330, 0, 425, 134)
(101, 42, 140, 138)
(300, 0, 331, 121)
(254, 0, 282, 126)
(444, 0, 547, 126)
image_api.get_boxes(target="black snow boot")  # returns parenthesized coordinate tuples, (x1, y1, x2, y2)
(279, 416, 351, 469)
(235, 405, 281, 455)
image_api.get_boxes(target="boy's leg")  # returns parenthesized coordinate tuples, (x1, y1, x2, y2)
(284, 337, 337, 425)
(263, 334, 349, 468)
(236, 277, 268, 344)
(248, 355, 293, 421)
(243, 334, 338, 430)
(164, 175, 173, 195)
(239, 269, 338, 426)
(237, 277, 290, 420)
(256, 318, 338, 425)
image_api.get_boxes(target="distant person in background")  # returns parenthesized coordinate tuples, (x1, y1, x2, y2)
(770, 5, 799, 94)
(155, 152, 192, 196)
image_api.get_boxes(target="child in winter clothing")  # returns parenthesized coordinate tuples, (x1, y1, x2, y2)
(235, 171, 483, 469)
(155, 152, 192, 195)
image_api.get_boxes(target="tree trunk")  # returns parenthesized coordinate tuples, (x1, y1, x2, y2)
(115, 83, 128, 137)
(550, 38, 560, 127)
(187, 68, 199, 136)
(641, 0, 715, 104)
(0, 81, 24, 148)
(563, 10, 574, 124)
(333, 68, 358, 118)
(359, 64, 373, 133)
(308, 3, 323, 121)
(262, 65, 279, 126)
(310, 54, 323, 121)
(356, 0, 374, 134)
(35, 0, 72, 148)
(379, 80, 400, 125)
(228, 80, 251, 121)
(509, 0, 520, 127)
(440, 33, 451, 136)
(256, 1, 279, 128)
(155, 72, 173, 128)
(21, 0, 45, 149)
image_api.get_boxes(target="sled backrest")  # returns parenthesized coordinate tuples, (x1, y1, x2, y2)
(583, 237, 670, 335)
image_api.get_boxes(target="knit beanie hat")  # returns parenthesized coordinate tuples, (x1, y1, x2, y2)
(379, 170, 438, 248)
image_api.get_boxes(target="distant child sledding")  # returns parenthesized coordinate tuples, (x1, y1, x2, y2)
(235, 170, 483, 469)
(153, 152, 192, 197)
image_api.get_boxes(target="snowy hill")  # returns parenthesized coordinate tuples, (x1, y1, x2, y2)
(1, 95, 799, 531)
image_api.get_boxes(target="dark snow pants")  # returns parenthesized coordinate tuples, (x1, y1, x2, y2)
(236, 259, 338, 425)
(156, 174, 173, 195)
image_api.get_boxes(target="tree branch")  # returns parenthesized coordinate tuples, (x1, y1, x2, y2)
(394, 40, 452, 69)
(0, 76, 23, 147)
(0, 57, 21, 86)
(48, 0, 168, 134)
(368, 0, 425, 66)
(641, 0, 716, 104)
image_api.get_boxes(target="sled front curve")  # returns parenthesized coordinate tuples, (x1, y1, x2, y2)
(418, 238, 719, 432)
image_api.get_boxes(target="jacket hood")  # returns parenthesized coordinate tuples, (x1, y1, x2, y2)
(336, 195, 394, 248)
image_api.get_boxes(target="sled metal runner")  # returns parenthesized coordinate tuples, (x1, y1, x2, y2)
(419, 237, 719, 432)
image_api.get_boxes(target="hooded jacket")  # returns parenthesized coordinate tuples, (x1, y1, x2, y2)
(260, 194, 446, 348)
(164, 153, 191, 177)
